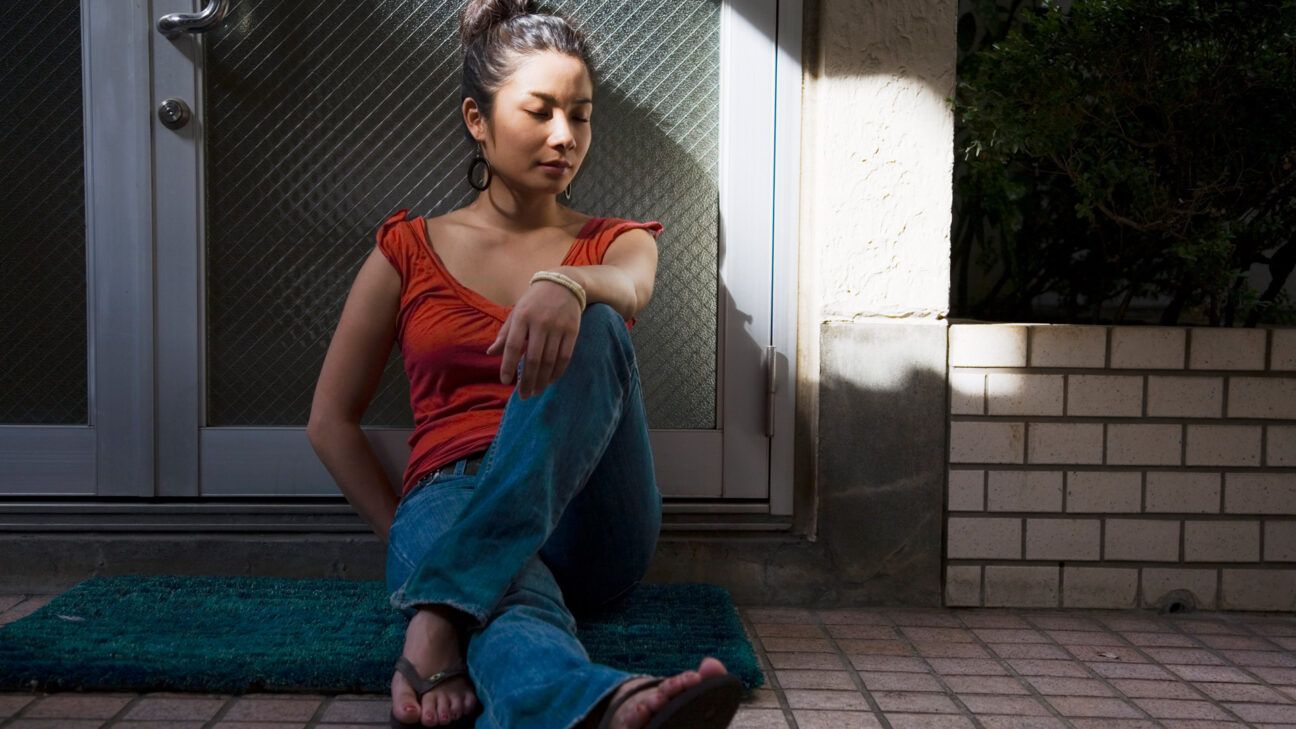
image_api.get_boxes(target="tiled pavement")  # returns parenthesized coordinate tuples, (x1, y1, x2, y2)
(3, 593, 1296, 727)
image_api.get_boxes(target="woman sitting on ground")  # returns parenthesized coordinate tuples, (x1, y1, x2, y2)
(309, 1, 743, 727)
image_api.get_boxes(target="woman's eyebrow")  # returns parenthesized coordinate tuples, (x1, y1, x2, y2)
(527, 91, 593, 105)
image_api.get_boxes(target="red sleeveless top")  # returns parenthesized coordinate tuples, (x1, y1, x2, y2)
(375, 209, 665, 498)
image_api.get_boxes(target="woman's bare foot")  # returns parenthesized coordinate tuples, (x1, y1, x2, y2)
(390, 606, 478, 727)
(583, 656, 732, 729)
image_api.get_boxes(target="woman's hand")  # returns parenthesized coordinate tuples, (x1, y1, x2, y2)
(486, 279, 583, 399)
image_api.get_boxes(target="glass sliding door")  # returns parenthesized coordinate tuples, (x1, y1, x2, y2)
(0, 0, 154, 497)
(151, 0, 782, 505)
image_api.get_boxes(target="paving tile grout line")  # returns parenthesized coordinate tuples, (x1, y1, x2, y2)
(887, 611, 991, 729)
(1055, 609, 1254, 725)
(736, 606, 804, 729)
(1017, 609, 1164, 724)
(1057, 607, 1270, 721)
(1169, 610, 1296, 720)
(948, 610, 1085, 728)
(304, 693, 332, 729)
(1091, 609, 1259, 725)
(106, 693, 145, 729)
(811, 608, 895, 729)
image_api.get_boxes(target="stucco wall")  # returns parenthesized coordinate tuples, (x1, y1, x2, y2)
(791, 0, 957, 605)
(804, 0, 954, 322)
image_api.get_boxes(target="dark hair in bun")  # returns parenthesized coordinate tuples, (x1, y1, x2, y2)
(458, 0, 596, 144)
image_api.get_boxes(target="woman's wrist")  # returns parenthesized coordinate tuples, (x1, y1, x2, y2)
(531, 270, 586, 311)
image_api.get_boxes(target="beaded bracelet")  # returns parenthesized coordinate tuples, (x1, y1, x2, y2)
(530, 270, 587, 311)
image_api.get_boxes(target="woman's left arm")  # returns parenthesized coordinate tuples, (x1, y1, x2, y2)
(555, 227, 659, 321)
(490, 229, 660, 396)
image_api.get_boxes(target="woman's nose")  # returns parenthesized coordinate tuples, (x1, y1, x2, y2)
(549, 117, 576, 147)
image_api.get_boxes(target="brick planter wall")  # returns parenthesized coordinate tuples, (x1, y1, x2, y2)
(945, 323, 1296, 610)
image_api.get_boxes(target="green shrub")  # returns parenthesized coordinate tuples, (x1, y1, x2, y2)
(954, 0, 1296, 325)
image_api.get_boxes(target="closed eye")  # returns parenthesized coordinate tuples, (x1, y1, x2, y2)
(529, 111, 589, 123)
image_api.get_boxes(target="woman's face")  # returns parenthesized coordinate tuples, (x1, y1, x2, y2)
(468, 51, 594, 198)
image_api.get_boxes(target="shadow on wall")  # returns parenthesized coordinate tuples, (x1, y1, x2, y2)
(644, 0, 962, 606)
(651, 321, 950, 608)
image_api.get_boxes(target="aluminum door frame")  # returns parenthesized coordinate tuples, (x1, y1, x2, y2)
(0, 0, 155, 498)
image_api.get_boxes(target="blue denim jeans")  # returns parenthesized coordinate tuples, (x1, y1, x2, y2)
(386, 303, 663, 729)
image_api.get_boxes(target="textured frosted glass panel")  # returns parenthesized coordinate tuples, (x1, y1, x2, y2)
(204, 0, 718, 429)
(0, 0, 87, 424)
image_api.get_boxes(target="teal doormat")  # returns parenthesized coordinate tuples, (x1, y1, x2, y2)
(0, 575, 763, 696)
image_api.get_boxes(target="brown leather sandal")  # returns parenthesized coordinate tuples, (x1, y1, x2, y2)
(597, 673, 743, 729)
(389, 655, 477, 729)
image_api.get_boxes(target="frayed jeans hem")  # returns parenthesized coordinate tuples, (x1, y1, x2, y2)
(389, 588, 490, 631)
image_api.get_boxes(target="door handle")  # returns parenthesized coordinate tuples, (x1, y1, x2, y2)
(157, 0, 231, 38)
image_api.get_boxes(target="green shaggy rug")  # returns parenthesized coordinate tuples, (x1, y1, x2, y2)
(0, 575, 763, 695)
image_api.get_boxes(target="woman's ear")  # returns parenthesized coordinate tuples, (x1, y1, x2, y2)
(462, 98, 485, 143)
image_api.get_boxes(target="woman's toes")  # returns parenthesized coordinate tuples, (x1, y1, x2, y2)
(391, 677, 420, 723)
(393, 698, 419, 724)
(425, 695, 445, 721)
(646, 685, 670, 712)
(436, 693, 454, 724)
(698, 656, 728, 676)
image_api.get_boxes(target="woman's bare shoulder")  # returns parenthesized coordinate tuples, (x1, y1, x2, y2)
(559, 205, 595, 231)
(423, 209, 475, 240)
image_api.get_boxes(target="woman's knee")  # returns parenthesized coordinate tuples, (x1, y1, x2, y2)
(581, 301, 621, 325)
(570, 303, 635, 372)
(578, 303, 630, 344)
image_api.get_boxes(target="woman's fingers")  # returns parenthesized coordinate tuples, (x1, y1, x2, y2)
(551, 331, 575, 383)
(499, 317, 527, 386)
(521, 323, 552, 398)
(487, 318, 508, 357)
(493, 290, 581, 393)
(530, 332, 564, 397)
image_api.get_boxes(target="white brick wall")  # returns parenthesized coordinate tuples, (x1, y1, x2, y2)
(1106, 424, 1182, 465)
(1268, 425, 1296, 465)
(1064, 566, 1138, 608)
(1144, 471, 1220, 513)
(1066, 471, 1141, 512)
(987, 470, 1062, 512)
(1147, 376, 1222, 418)
(1030, 326, 1106, 368)
(1025, 519, 1100, 561)
(947, 323, 1296, 610)
(1105, 519, 1180, 562)
(1068, 375, 1142, 417)
(1028, 423, 1103, 464)
(1265, 521, 1296, 561)
(1186, 425, 1262, 466)
(1190, 328, 1266, 370)
(984, 565, 1059, 607)
(987, 373, 1064, 416)
(1184, 521, 1261, 562)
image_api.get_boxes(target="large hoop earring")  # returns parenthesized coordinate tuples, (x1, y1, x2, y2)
(562, 184, 572, 200)
(467, 144, 492, 191)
